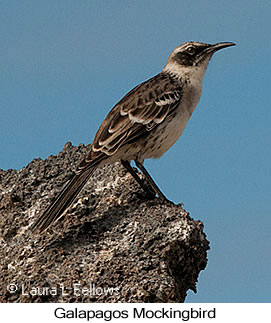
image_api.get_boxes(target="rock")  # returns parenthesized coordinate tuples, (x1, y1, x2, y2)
(0, 142, 209, 302)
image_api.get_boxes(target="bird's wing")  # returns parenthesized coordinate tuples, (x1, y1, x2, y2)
(33, 73, 182, 232)
(77, 72, 182, 173)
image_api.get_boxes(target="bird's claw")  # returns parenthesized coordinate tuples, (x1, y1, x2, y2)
(158, 196, 175, 206)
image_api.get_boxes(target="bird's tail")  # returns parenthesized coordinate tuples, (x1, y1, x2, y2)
(32, 166, 97, 233)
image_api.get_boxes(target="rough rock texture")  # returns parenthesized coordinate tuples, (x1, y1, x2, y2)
(0, 142, 209, 303)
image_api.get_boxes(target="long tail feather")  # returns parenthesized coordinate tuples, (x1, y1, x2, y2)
(32, 166, 97, 233)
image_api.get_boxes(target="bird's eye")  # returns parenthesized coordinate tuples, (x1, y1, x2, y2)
(186, 46, 196, 55)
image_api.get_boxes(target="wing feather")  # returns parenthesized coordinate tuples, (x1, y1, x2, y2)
(77, 72, 183, 173)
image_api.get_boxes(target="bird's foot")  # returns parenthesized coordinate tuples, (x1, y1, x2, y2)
(135, 187, 156, 201)
(145, 191, 157, 200)
(158, 196, 175, 206)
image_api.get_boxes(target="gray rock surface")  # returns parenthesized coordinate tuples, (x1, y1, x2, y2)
(0, 142, 209, 302)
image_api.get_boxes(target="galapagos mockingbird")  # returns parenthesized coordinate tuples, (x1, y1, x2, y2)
(33, 41, 235, 232)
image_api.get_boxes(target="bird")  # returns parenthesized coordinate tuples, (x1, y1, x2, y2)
(32, 41, 235, 233)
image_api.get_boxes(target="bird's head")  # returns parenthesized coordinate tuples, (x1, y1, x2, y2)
(164, 41, 235, 78)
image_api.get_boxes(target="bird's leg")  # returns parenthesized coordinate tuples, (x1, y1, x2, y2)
(135, 161, 174, 205)
(121, 160, 156, 199)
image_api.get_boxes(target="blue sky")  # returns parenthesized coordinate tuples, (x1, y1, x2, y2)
(1, 1, 270, 302)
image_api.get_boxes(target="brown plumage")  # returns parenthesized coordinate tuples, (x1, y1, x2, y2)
(32, 41, 235, 233)
(33, 73, 182, 232)
(79, 72, 182, 162)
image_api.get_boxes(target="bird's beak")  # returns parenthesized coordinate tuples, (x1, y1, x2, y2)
(205, 42, 236, 54)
